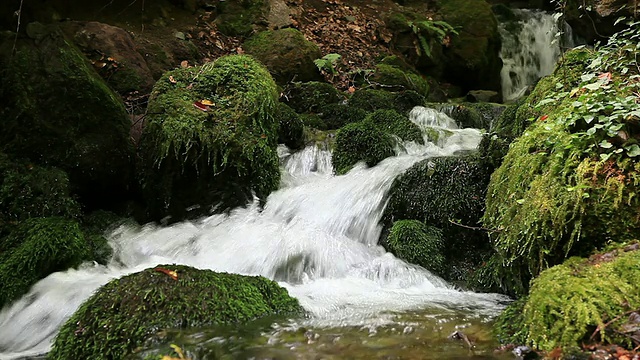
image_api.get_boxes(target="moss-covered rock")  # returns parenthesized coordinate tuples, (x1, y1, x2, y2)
(332, 122, 395, 175)
(317, 103, 368, 130)
(0, 217, 88, 308)
(436, 0, 502, 91)
(0, 153, 80, 237)
(519, 247, 640, 351)
(48, 265, 303, 360)
(138, 55, 280, 221)
(274, 102, 305, 150)
(429, 103, 485, 129)
(284, 81, 342, 114)
(244, 29, 322, 84)
(0, 24, 134, 210)
(364, 109, 424, 144)
(383, 156, 492, 283)
(349, 89, 424, 115)
(300, 114, 328, 130)
(216, 0, 268, 36)
(386, 220, 445, 275)
(369, 64, 430, 96)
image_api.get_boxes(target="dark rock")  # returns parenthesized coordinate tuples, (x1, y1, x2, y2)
(466, 90, 502, 103)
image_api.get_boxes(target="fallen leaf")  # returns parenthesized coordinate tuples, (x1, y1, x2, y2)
(181, 60, 189, 68)
(348, 86, 356, 93)
(155, 267, 179, 280)
(169, 75, 177, 84)
(539, 115, 549, 121)
(201, 99, 214, 106)
(193, 101, 209, 112)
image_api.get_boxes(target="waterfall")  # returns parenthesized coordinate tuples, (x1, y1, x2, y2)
(499, 9, 575, 102)
(0, 107, 507, 359)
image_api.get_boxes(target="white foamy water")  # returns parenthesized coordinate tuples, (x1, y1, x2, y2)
(499, 9, 575, 101)
(0, 107, 507, 359)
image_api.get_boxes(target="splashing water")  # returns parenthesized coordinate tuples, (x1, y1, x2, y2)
(0, 107, 508, 359)
(499, 9, 575, 101)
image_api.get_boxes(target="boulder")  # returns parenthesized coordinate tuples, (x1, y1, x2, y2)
(138, 55, 281, 221)
(385, 220, 446, 276)
(332, 122, 395, 174)
(48, 265, 303, 360)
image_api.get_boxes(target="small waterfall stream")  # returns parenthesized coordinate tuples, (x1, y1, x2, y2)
(0, 108, 509, 359)
(499, 9, 575, 101)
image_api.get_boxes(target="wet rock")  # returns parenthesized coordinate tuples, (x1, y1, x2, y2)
(466, 90, 501, 103)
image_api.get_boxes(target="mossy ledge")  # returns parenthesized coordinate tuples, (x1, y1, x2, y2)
(48, 265, 303, 360)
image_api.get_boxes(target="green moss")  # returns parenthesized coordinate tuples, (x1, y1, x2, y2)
(383, 156, 492, 283)
(0, 25, 133, 210)
(284, 81, 342, 114)
(138, 55, 280, 221)
(0, 153, 80, 236)
(332, 122, 395, 175)
(300, 114, 328, 130)
(244, 29, 322, 84)
(0, 217, 88, 308)
(348, 89, 396, 112)
(216, 0, 267, 36)
(317, 103, 368, 130)
(522, 249, 640, 350)
(364, 109, 424, 144)
(370, 64, 430, 96)
(386, 220, 445, 275)
(48, 265, 302, 360)
(429, 103, 485, 129)
(493, 297, 528, 345)
(80, 210, 126, 265)
(274, 102, 305, 150)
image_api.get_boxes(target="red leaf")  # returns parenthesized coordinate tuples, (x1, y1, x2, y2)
(154, 267, 178, 280)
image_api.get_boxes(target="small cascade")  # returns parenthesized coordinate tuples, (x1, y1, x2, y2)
(499, 9, 575, 101)
(0, 107, 506, 359)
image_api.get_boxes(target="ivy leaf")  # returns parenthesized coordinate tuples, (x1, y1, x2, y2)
(625, 144, 640, 157)
(583, 82, 602, 91)
(599, 140, 613, 149)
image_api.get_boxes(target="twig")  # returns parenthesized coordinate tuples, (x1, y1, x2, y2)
(448, 219, 501, 233)
(12, 0, 24, 55)
(590, 308, 640, 341)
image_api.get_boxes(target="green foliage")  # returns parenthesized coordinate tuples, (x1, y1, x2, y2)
(482, 24, 640, 296)
(318, 103, 368, 130)
(383, 156, 492, 283)
(313, 53, 342, 76)
(284, 81, 342, 114)
(0, 153, 80, 236)
(386, 220, 445, 275)
(523, 249, 640, 350)
(138, 55, 280, 221)
(332, 122, 395, 174)
(493, 297, 528, 345)
(408, 19, 458, 59)
(0, 217, 88, 308)
(274, 102, 305, 150)
(49, 265, 303, 360)
(364, 109, 424, 144)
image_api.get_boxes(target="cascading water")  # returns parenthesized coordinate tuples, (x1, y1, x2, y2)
(0, 107, 508, 359)
(499, 9, 575, 102)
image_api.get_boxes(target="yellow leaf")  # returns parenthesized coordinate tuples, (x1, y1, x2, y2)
(201, 99, 214, 106)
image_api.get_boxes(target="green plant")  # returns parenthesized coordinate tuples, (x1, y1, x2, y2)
(313, 53, 342, 76)
(408, 20, 458, 59)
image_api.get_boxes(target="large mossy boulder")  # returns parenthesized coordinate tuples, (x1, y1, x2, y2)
(480, 44, 640, 296)
(364, 109, 424, 144)
(349, 89, 425, 115)
(0, 217, 89, 308)
(244, 28, 322, 84)
(495, 245, 640, 351)
(383, 155, 492, 282)
(0, 153, 80, 237)
(386, 220, 446, 276)
(274, 102, 305, 150)
(317, 103, 368, 130)
(332, 122, 395, 175)
(0, 24, 134, 210)
(49, 265, 303, 360)
(138, 55, 280, 221)
(368, 64, 430, 96)
(436, 0, 502, 92)
(283, 81, 342, 114)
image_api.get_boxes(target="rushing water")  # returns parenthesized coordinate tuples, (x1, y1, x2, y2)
(499, 9, 575, 102)
(0, 107, 510, 360)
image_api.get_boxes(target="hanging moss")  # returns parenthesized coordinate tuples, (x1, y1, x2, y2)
(274, 102, 305, 150)
(138, 55, 280, 221)
(521, 248, 640, 351)
(284, 81, 342, 114)
(332, 122, 395, 175)
(49, 265, 303, 360)
(364, 109, 424, 144)
(317, 103, 368, 130)
(0, 217, 88, 308)
(386, 220, 445, 275)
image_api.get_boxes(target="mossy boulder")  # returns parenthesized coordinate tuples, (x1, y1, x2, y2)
(332, 122, 395, 175)
(364, 109, 424, 144)
(0, 153, 80, 237)
(386, 220, 445, 275)
(317, 103, 368, 130)
(138, 55, 280, 221)
(349, 89, 425, 115)
(49, 265, 303, 360)
(274, 102, 305, 150)
(0, 217, 89, 308)
(243, 29, 322, 84)
(436, 0, 502, 91)
(509, 246, 640, 351)
(284, 81, 342, 114)
(368, 64, 430, 96)
(0, 24, 134, 210)
(383, 155, 492, 283)
(216, 0, 268, 36)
